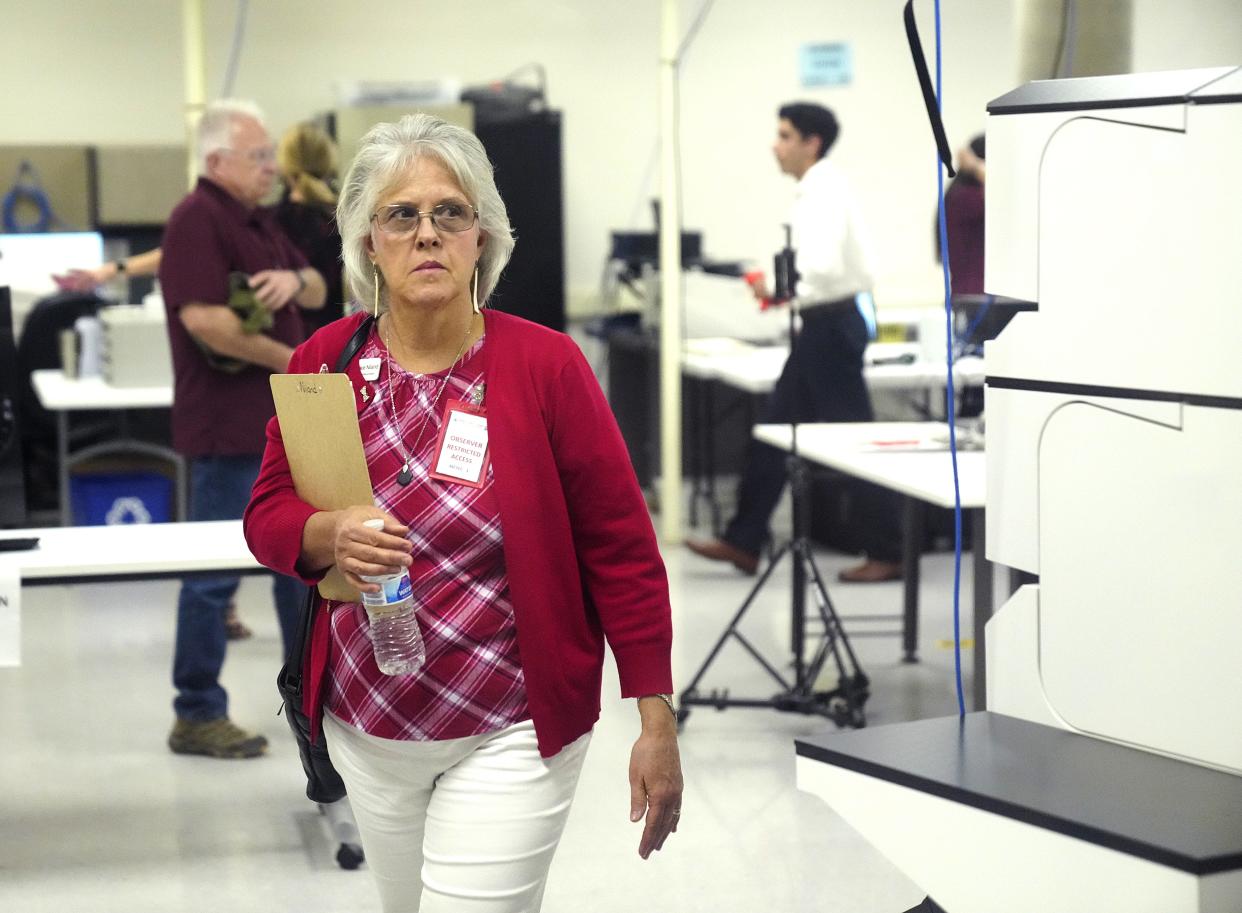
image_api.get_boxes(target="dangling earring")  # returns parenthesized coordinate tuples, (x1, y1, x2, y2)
(471, 267, 481, 316)
(372, 265, 381, 319)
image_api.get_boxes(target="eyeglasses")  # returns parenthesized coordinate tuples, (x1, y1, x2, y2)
(220, 146, 277, 165)
(371, 202, 479, 235)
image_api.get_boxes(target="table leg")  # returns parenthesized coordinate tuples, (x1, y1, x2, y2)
(704, 381, 720, 535)
(173, 453, 188, 522)
(687, 377, 702, 529)
(901, 495, 924, 662)
(971, 507, 992, 710)
(57, 411, 70, 526)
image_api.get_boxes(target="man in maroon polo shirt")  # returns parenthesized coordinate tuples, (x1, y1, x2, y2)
(158, 99, 327, 759)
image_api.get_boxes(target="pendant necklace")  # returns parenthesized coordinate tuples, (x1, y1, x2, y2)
(383, 313, 475, 486)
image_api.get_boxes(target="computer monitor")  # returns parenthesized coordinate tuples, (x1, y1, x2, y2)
(0, 231, 104, 339)
(608, 230, 703, 275)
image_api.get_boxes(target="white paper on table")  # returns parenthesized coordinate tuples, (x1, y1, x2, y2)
(858, 437, 949, 453)
(0, 563, 19, 667)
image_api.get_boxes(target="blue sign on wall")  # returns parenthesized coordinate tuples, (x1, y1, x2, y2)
(800, 42, 853, 88)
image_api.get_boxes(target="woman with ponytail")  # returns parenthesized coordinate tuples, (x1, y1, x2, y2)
(272, 122, 345, 331)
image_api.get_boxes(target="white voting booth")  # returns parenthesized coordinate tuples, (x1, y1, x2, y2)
(983, 66, 1242, 776)
(794, 67, 1242, 912)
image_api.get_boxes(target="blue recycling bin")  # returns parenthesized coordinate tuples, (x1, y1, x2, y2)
(70, 471, 173, 526)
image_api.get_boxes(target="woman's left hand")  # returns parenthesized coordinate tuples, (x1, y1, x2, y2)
(629, 697, 684, 859)
(250, 269, 301, 311)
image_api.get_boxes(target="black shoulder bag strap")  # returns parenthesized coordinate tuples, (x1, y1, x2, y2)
(278, 314, 376, 803)
(903, 0, 956, 178)
(335, 314, 376, 373)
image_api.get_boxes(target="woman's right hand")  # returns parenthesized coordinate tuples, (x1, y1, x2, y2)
(331, 506, 413, 593)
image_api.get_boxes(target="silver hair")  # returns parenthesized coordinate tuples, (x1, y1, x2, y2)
(336, 113, 516, 311)
(197, 99, 267, 174)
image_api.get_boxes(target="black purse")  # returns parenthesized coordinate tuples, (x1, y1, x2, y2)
(275, 314, 375, 803)
(277, 586, 346, 803)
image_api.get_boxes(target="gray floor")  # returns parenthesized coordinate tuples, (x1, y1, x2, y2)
(0, 516, 986, 913)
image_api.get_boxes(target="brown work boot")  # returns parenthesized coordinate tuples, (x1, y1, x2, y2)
(224, 601, 252, 641)
(837, 559, 903, 583)
(685, 538, 759, 575)
(169, 718, 269, 759)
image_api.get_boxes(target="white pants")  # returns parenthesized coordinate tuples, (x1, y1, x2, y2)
(324, 712, 591, 913)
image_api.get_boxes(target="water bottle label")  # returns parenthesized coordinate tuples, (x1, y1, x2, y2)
(361, 573, 412, 615)
(374, 574, 408, 604)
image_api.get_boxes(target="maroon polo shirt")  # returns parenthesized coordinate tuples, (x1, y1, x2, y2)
(158, 177, 308, 458)
(945, 179, 985, 295)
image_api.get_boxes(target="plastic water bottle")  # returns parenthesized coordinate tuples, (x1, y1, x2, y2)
(359, 518, 425, 676)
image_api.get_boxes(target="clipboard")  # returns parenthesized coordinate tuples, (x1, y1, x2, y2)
(270, 374, 374, 601)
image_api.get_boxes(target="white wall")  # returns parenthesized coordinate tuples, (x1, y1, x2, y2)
(1133, 0, 1242, 72)
(3, 1, 1241, 314)
(675, 0, 1014, 307)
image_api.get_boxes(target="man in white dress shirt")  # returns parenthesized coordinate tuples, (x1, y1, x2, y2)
(688, 103, 902, 582)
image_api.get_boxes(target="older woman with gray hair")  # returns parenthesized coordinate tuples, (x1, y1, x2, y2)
(244, 113, 681, 911)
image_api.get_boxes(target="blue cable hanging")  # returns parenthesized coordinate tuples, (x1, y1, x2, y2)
(904, 0, 966, 716)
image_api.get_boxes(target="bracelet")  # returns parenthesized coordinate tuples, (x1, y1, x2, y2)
(293, 269, 307, 295)
(639, 693, 677, 719)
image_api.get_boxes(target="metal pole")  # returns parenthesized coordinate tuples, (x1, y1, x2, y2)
(182, 0, 207, 190)
(658, 0, 684, 543)
(1015, 0, 1132, 82)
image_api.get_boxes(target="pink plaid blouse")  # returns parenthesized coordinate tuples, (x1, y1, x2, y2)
(325, 329, 529, 741)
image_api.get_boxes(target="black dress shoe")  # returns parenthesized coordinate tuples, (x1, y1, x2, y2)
(685, 538, 759, 575)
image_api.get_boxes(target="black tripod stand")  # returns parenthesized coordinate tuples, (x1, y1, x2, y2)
(677, 228, 870, 729)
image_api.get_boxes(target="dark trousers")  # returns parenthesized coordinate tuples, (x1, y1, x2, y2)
(723, 301, 902, 561)
(172, 455, 303, 721)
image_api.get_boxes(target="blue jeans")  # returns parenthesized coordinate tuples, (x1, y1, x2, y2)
(172, 455, 303, 721)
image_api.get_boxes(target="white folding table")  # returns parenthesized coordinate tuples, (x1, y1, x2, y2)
(30, 369, 185, 526)
(753, 421, 992, 709)
(680, 339, 985, 533)
(3, 520, 264, 586)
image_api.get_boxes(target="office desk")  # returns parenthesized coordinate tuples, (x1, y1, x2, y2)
(31, 370, 185, 527)
(753, 421, 992, 709)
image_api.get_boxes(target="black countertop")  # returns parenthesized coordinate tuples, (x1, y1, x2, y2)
(988, 66, 1241, 115)
(796, 712, 1242, 875)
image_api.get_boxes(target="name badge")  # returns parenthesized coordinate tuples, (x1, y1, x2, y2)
(430, 400, 490, 488)
(359, 357, 382, 382)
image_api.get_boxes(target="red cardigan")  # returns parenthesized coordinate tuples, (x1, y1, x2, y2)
(244, 310, 673, 757)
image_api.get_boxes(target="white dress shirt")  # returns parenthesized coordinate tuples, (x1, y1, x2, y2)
(789, 157, 875, 304)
